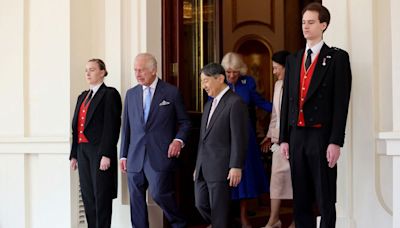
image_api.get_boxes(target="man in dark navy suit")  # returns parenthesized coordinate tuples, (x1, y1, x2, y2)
(120, 53, 191, 228)
(279, 3, 352, 228)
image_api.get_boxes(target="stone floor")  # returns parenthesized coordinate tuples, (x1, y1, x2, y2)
(189, 193, 295, 228)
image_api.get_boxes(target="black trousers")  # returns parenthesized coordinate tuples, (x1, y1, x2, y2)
(77, 143, 113, 228)
(194, 169, 231, 228)
(289, 127, 337, 228)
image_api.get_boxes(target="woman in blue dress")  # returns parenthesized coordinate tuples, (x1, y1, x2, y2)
(221, 52, 272, 228)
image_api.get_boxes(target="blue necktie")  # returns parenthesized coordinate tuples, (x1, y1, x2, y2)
(144, 87, 152, 122)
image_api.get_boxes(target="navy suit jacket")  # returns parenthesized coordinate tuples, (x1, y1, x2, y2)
(120, 79, 191, 172)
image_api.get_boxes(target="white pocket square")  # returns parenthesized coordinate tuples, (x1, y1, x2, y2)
(159, 100, 170, 106)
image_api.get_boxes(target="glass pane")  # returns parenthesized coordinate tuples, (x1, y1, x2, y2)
(182, 0, 217, 112)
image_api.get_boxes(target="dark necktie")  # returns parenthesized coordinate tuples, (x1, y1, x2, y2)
(84, 90, 93, 105)
(305, 49, 313, 70)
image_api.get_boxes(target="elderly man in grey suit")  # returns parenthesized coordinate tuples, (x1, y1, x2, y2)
(194, 63, 248, 228)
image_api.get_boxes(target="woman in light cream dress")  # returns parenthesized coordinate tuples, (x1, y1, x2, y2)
(260, 51, 295, 228)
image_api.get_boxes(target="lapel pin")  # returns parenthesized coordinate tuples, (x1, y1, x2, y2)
(241, 79, 247, 84)
(322, 58, 326, 66)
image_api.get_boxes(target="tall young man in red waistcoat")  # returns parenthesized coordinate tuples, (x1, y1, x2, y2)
(279, 3, 352, 228)
(70, 59, 122, 228)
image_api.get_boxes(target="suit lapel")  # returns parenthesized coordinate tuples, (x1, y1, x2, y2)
(133, 86, 144, 124)
(85, 83, 106, 128)
(201, 101, 211, 139)
(72, 92, 87, 130)
(203, 90, 230, 138)
(146, 79, 165, 126)
(305, 44, 332, 101)
(292, 49, 303, 104)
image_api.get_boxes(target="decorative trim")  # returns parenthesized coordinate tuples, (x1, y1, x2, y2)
(231, 0, 274, 32)
(378, 131, 400, 156)
(376, 131, 400, 218)
(233, 34, 274, 95)
(0, 137, 70, 154)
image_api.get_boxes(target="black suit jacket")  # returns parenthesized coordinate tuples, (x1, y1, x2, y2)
(195, 89, 249, 182)
(70, 83, 122, 198)
(280, 44, 352, 147)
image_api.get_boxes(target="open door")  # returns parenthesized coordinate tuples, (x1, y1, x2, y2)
(162, 0, 221, 226)
(162, 0, 321, 227)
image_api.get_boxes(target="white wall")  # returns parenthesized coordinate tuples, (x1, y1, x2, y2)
(325, 0, 398, 227)
(0, 0, 24, 137)
(0, 0, 72, 227)
(0, 0, 162, 227)
(1, 0, 400, 227)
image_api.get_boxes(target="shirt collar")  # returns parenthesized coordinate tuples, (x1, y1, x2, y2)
(89, 82, 103, 96)
(213, 85, 230, 102)
(142, 77, 159, 91)
(305, 40, 324, 56)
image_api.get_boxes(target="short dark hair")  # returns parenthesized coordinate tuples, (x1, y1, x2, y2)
(272, 50, 290, 66)
(302, 2, 330, 32)
(88, 58, 108, 76)
(200, 63, 226, 79)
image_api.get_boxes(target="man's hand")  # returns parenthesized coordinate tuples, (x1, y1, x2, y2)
(70, 158, 78, 171)
(260, 136, 272, 153)
(280, 142, 289, 159)
(168, 140, 182, 158)
(99, 156, 111, 171)
(326, 144, 341, 168)
(120, 159, 127, 174)
(227, 168, 242, 187)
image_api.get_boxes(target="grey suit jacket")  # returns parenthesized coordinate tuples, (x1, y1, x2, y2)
(195, 89, 249, 182)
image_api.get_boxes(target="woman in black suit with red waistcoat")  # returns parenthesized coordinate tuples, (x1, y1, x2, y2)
(70, 59, 122, 228)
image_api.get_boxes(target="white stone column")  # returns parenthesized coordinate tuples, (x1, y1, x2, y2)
(378, 132, 400, 228)
(119, 0, 164, 227)
(0, 0, 73, 227)
(390, 0, 400, 131)
(389, 0, 400, 225)
(323, 0, 355, 227)
(377, 1, 400, 227)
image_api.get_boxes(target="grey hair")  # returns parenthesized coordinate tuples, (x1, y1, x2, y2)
(135, 53, 157, 70)
(220, 52, 247, 75)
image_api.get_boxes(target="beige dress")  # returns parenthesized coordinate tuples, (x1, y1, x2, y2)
(267, 80, 293, 199)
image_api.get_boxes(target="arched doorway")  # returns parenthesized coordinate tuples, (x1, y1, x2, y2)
(162, 0, 321, 227)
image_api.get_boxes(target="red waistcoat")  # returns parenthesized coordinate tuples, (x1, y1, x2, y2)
(297, 53, 319, 127)
(77, 97, 92, 143)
